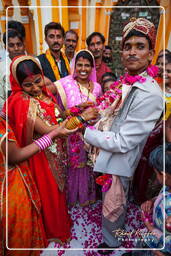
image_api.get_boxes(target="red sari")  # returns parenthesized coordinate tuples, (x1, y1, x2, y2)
(0, 117, 46, 255)
(6, 56, 72, 243)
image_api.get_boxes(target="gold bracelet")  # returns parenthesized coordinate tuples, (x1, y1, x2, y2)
(65, 109, 71, 116)
(65, 117, 82, 130)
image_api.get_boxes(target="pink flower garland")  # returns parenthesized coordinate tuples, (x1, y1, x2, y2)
(96, 88, 122, 110)
(95, 64, 159, 111)
(93, 65, 159, 192)
(69, 106, 81, 115)
(69, 65, 159, 171)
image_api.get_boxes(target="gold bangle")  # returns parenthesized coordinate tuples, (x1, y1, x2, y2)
(65, 109, 71, 116)
(65, 117, 82, 130)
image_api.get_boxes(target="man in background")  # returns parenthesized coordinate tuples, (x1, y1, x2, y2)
(37, 22, 70, 82)
(0, 29, 25, 110)
(103, 45, 112, 64)
(64, 29, 78, 64)
(86, 32, 112, 84)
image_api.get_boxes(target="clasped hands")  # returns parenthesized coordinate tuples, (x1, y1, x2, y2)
(77, 101, 99, 122)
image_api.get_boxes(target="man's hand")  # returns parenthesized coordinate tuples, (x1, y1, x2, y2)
(77, 101, 94, 110)
(81, 107, 99, 121)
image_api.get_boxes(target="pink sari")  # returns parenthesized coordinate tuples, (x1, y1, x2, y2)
(55, 50, 102, 206)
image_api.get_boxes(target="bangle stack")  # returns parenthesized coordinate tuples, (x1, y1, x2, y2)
(0, 111, 6, 120)
(34, 134, 53, 151)
(77, 115, 86, 123)
(65, 116, 84, 130)
(65, 109, 71, 116)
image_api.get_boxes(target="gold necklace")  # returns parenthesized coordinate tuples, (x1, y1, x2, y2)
(34, 93, 43, 100)
(77, 81, 91, 102)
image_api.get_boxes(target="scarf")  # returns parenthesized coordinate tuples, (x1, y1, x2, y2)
(45, 49, 70, 81)
(5, 55, 58, 147)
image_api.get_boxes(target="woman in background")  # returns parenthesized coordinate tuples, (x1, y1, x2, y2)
(55, 50, 102, 206)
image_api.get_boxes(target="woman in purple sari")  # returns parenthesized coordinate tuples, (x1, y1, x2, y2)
(55, 50, 102, 206)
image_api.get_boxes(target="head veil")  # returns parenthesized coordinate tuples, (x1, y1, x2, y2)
(9, 55, 47, 93)
(70, 49, 97, 82)
(5, 55, 55, 146)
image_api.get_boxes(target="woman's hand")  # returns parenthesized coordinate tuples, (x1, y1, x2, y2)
(141, 200, 154, 214)
(48, 120, 78, 138)
(77, 101, 94, 110)
(81, 107, 99, 121)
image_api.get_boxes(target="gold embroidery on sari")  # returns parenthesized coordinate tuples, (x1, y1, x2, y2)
(55, 81, 67, 109)
(26, 97, 38, 145)
(34, 100, 66, 191)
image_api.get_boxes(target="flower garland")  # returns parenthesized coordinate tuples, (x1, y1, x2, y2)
(68, 65, 159, 173)
(93, 65, 159, 192)
(96, 174, 112, 192)
(95, 64, 159, 111)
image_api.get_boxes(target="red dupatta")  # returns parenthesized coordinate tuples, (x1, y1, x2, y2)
(5, 55, 58, 147)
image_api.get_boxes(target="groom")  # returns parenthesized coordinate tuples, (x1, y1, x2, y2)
(84, 18, 163, 255)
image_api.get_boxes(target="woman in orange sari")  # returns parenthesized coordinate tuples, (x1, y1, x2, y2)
(0, 116, 46, 256)
(0, 115, 77, 255)
(6, 55, 98, 243)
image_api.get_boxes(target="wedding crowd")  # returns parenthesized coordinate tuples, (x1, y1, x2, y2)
(0, 16, 171, 256)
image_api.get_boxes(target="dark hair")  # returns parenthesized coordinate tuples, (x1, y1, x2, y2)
(44, 22, 65, 37)
(8, 20, 26, 39)
(165, 53, 171, 64)
(103, 78, 116, 88)
(158, 49, 171, 58)
(3, 29, 24, 45)
(102, 72, 117, 81)
(104, 45, 112, 51)
(156, 53, 171, 65)
(86, 32, 105, 46)
(122, 30, 152, 50)
(149, 143, 171, 174)
(75, 51, 94, 67)
(16, 60, 42, 85)
(65, 30, 79, 41)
